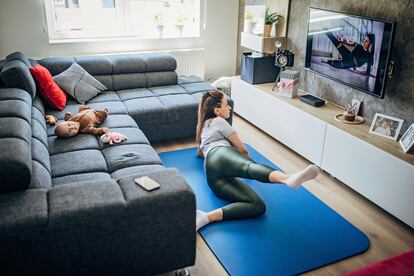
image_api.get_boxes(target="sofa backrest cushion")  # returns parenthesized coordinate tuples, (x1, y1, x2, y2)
(146, 71, 178, 87)
(0, 59, 36, 99)
(143, 53, 177, 72)
(0, 88, 33, 193)
(30, 97, 52, 189)
(39, 53, 178, 92)
(111, 54, 146, 90)
(6, 51, 32, 68)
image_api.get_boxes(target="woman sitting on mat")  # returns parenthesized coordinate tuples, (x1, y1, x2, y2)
(195, 90, 320, 231)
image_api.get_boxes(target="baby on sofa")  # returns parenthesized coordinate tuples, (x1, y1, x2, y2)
(51, 105, 109, 138)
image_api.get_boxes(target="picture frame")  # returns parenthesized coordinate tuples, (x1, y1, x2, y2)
(369, 113, 404, 141)
(399, 123, 414, 153)
(351, 99, 362, 115)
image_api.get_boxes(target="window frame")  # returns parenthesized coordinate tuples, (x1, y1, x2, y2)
(43, 0, 201, 43)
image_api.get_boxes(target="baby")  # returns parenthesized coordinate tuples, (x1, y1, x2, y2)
(53, 105, 109, 137)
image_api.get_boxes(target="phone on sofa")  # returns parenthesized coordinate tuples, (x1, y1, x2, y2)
(134, 176, 160, 191)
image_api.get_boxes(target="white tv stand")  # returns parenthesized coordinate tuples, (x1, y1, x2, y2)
(231, 76, 414, 228)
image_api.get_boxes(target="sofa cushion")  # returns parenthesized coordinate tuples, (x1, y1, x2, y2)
(48, 134, 100, 155)
(52, 172, 111, 186)
(110, 54, 146, 74)
(143, 53, 177, 72)
(88, 101, 128, 115)
(116, 88, 154, 101)
(180, 81, 215, 94)
(111, 164, 164, 179)
(150, 84, 187, 96)
(53, 62, 107, 104)
(0, 89, 33, 193)
(50, 149, 107, 178)
(146, 71, 178, 87)
(39, 57, 74, 76)
(178, 75, 204, 84)
(30, 160, 52, 189)
(0, 60, 36, 98)
(102, 144, 162, 173)
(123, 96, 167, 125)
(87, 91, 120, 103)
(0, 138, 32, 193)
(100, 114, 138, 129)
(6, 51, 32, 68)
(29, 64, 67, 110)
(112, 73, 147, 90)
(158, 94, 199, 122)
(0, 188, 48, 229)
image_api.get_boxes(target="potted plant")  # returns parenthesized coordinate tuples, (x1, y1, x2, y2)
(264, 7, 283, 37)
(175, 14, 188, 37)
(244, 11, 257, 34)
(153, 13, 164, 38)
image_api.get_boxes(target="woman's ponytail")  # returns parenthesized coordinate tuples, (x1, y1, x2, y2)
(195, 90, 224, 145)
(196, 93, 209, 144)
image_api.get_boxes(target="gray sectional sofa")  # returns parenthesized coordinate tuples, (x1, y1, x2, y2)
(0, 52, 233, 275)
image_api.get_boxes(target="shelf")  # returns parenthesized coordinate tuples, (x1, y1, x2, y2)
(240, 32, 285, 53)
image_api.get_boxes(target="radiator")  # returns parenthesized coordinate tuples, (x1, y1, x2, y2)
(168, 48, 205, 80)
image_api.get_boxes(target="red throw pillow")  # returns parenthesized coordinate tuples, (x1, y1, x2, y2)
(29, 64, 67, 110)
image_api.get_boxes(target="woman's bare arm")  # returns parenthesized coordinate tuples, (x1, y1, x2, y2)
(227, 132, 250, 158)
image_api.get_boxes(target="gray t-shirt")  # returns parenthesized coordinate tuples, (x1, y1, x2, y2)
(200, 117, 235, 157)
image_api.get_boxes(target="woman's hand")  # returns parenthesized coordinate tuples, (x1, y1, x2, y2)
(196, 147, 204, 158)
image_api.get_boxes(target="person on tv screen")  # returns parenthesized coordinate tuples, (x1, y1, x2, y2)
(321, 32, 375, 75)
(194, 90, 320, 231)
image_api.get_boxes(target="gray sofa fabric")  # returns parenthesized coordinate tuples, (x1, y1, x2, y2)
(0, 51, 233, 274)
(0, 59, 36, 98)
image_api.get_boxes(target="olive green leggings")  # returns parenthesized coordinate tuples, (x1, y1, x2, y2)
(205, 146, 275, 220)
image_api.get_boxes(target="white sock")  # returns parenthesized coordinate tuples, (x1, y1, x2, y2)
(196, 210, 210, 231)
(286, 165, 320, 189)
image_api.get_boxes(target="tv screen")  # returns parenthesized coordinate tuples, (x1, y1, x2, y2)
(305, 8, 395, 98)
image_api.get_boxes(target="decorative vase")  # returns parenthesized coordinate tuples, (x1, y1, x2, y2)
(263, 24, 272, 37)
(343, 111, 356, 122)
(175, 24, 184, 37)
(245, 21, 256, 34)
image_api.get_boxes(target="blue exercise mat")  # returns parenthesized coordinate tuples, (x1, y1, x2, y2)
(160, 145, 370, 276)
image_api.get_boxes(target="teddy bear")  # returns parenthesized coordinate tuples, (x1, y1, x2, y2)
(49, 105, 109, 138)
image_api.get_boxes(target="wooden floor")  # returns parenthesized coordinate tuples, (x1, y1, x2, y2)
(156, 114, 414, 276)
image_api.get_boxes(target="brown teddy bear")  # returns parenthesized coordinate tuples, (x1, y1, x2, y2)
(47, 105, 109, 138)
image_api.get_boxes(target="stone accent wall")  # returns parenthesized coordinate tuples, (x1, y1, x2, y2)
(237, 0, 414, 133)
(289, 0, 413, 133)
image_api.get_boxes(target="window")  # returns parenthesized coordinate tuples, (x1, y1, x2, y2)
(44, 0, 201, 42)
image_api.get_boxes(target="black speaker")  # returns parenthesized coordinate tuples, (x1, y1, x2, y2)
(241, 52, 280, 84)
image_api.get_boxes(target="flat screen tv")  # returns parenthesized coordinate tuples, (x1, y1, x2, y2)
(305, 8, 395, 98)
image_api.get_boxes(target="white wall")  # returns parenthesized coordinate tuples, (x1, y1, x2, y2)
(0, 0, 239, 80)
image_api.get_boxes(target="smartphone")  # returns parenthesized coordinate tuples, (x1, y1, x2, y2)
(134, 176, 160, 191)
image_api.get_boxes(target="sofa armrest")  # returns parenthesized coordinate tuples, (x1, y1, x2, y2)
(0, 168, 196, 275)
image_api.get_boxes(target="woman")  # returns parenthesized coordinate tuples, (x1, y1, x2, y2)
(195, 90, 320, 230)
(322, 32, 375, 75)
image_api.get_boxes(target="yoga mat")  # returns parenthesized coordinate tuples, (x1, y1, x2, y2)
(160, 145, 370, 276)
